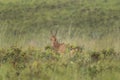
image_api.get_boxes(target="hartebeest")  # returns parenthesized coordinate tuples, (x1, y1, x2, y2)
(50, 31, 66, 53)
(50, 31, 82, 55)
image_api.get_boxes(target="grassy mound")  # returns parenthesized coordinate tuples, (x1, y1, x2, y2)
(0, 46, 120, 80)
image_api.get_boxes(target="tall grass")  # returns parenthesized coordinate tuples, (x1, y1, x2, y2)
(0, 0, 120, 80)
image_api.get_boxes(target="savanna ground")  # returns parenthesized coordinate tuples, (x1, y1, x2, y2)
(0, 0, 120, 80)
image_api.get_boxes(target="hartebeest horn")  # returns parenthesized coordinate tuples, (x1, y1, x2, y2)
(54, 30, 57, 36)
(50, 30, 58, 36)
(50, 30, 54, 35)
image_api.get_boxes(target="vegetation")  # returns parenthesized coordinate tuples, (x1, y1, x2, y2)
(0, 0, 120, 80)
(0, 46, 120, 80)
(0, 0, 120, 51)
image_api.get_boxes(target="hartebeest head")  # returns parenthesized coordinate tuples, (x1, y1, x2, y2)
(50, 31, 57, 43)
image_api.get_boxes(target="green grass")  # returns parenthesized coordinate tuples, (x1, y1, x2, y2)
(0, 47, 120, 80)
(0, 0, 120, 51)
(0, 0, 120, 80)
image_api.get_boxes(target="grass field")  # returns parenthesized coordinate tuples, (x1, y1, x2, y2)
(0, 0, 120, 80)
